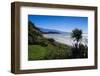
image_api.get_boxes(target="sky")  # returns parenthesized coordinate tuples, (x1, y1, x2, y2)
(28, 15, 88, 33)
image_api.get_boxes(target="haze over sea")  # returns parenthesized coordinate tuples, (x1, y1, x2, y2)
(43, 33, 88, 46)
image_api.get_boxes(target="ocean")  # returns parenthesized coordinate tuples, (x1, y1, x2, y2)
(43, 33, 88, 46)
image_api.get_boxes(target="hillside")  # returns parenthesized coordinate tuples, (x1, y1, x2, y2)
(28, 21, 72, 60)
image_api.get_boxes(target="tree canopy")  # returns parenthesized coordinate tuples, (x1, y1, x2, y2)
(71, 28, 82, 43)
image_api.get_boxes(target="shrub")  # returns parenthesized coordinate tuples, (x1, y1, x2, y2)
(48, 38, 55, 42)
(71, 43, 88, 58)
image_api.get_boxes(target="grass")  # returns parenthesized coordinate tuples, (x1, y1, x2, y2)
(28, 43, 71, 60)
(28, 45, 47, 60)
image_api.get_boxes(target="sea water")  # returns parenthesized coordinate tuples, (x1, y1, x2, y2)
(43, 33, 88, 46)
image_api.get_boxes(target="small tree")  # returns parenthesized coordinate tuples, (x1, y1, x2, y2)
(71, 28, 82, 47)
(71, 28, 83, 58)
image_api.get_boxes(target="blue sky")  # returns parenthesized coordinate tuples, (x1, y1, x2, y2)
(28, 15, 88, 33)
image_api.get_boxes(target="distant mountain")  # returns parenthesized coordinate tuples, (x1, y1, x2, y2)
(38, 27, 71, 34)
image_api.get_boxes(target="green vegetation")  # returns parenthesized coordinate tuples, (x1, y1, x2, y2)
(28, 21, 88, 60)
(28, 43, 71, 60)
(71, 28, 88, 58)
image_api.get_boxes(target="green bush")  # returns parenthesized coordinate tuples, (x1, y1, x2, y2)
(71, 43, 88, 58)
(48, 38, 55, 42)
